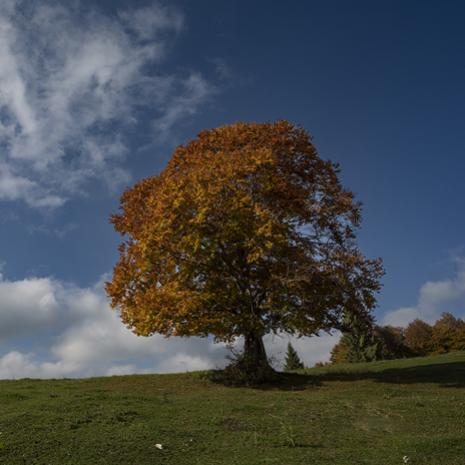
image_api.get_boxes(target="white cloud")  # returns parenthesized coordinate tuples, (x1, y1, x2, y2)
(0, 351, 78, 379)
(383, 263, 465, 327)
(0, 0, 212, 209)
(0, 164, 65, 208)
(0, 271, 340, 379)
(106, 364, 145, 377)
(0, 277, 60, 339)
(156, 354, 214, 373)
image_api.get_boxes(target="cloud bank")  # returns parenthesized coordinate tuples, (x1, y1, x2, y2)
(0, 272, 337, 379)
(0, 0, 211, 208)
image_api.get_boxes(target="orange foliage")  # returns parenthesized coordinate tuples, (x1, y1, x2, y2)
(431, 312, 465, 353)
(106, 121, 383, 345)
(404, 319, 433, 355)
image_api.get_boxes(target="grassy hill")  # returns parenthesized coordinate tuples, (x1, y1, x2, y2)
(1, 352, 465, 465)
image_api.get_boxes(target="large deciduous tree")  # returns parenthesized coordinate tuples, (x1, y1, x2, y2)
(106, 121, 383, 378)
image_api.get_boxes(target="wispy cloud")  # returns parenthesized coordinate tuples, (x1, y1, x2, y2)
(0, 0, 212, 209)
(27, 222, 77, 239)
(153, 73, 213, 141)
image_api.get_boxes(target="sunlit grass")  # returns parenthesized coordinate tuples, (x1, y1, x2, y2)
(0, 352, 464, 464)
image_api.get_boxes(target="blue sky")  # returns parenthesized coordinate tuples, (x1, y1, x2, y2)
(1, 0, 465, 378)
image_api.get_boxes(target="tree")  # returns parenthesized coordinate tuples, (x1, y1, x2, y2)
(330, 337, 350, 364)
(330, 333, 380, 364)
(375, 325, 411, 359)
(283, 342, 305, 371)
(432, 312, 465, 353)
(331, 324, 411, 363)
(106, 121, 383, 380)
(404, 319, 433, 355)
(334, 311, 380, 363)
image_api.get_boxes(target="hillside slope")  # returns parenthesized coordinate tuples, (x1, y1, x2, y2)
(0, 352, 464, 465)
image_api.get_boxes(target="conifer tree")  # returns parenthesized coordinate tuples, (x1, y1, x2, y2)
(337, 311, 381, 363)
(284, 342, 305, 371)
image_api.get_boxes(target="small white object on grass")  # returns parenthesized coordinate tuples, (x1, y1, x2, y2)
(155, 444, 163, 450)
(403, 456, 410, 464)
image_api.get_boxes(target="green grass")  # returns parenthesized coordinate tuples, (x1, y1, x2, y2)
(1, 352, 465, 464)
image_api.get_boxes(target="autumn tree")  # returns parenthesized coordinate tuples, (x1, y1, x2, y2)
(431, 312, 465, 353)
(404, 319, 433, 355)
(329, 338, 350, 364)
(106, 121, 383, 380)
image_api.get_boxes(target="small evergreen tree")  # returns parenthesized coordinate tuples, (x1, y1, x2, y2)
(284, 342, 305, 371)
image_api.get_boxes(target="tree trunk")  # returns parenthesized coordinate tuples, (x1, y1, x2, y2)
(242, 332, 271, 371)
(220, 332, 274, 384)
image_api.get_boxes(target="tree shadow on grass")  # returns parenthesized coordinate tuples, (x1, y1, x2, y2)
(205, 359, 465, 390)
(315, 361, 465, 389)
(204, 369, 322, 390)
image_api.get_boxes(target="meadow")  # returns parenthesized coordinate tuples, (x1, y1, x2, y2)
(0, 352, 464, 465)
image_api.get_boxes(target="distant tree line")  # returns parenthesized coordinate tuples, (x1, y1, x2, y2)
(330, 312, 465, 364)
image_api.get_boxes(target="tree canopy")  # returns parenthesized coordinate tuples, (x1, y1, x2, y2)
(106, 121, 383, 374)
